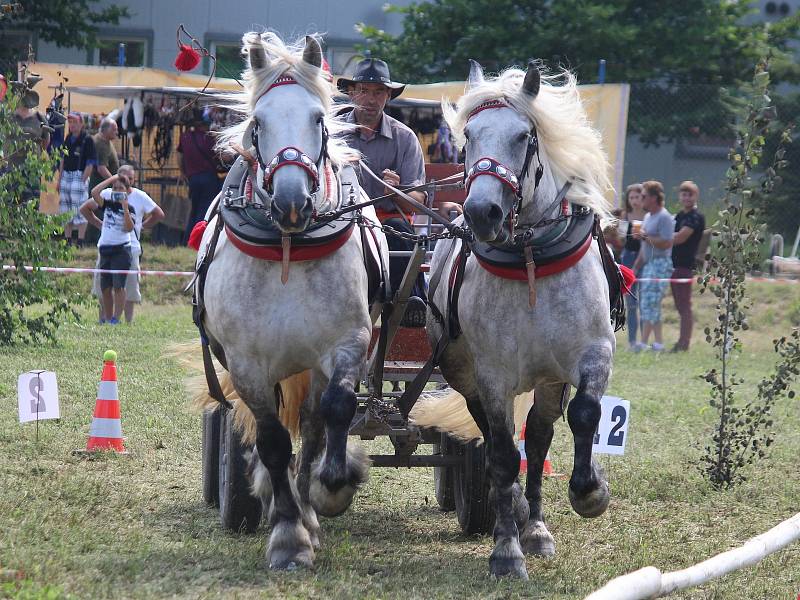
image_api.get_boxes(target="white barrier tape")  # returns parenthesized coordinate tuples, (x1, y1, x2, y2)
(4, 264, 799, 284)
(3, 265, 194, 277)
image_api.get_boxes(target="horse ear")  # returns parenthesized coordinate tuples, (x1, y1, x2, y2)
(467, 59, 484, 90)
(247, 37, 267, 71)
(302, 35, 323, 69)
(522, 61, 540, 97)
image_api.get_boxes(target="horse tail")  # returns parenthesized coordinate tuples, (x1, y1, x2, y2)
(410, 387, 534, 443)
(172, 342, 308, 444)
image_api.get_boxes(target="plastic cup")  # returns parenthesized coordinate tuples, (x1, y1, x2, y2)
(632, 220, 643, 235)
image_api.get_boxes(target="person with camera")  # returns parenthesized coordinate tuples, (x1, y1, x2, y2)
(80, 174, 135, 324)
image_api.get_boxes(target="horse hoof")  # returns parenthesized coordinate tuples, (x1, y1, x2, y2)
(489, 556, 529, 580)
(310, 443, 370, 517)
(267, 520, 315, 570)
(568, 481, 610, 518)
(520, 521, 556, 557)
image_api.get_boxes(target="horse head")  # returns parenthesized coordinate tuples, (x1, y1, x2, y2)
(243, 34, 330, 233)
(457, 60, 542, 244)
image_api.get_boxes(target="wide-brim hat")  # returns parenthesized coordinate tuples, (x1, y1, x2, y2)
(336, 58, 405, 99)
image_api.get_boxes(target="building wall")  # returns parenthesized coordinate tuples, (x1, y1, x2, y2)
(34, 0, 413, 73)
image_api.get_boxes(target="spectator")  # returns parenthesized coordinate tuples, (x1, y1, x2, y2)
(338, 58, 428, 326)
(5, 97, 50, 203)
(57, 112, 96, 246)
(89, 118, 119, 191)
(80, 174, 134, 324)
(619, 183, 646, 351)
(632, 180, 674, 352)
(670, 180, 705, 352)
(88, 164, 164, 324)
(177, 114, 222, 242)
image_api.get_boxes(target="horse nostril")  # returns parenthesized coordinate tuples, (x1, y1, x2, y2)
(487, 204, 503, 222)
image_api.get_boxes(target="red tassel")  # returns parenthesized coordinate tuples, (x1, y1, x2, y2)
(619, 264, 637, 295)
(174, 44, 201, 72)
(187, 220, 207, 251)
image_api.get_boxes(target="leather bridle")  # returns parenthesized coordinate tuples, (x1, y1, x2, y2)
(463, 99, 544, 230)
(249, 75, 330, 197)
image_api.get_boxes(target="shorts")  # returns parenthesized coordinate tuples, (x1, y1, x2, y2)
(639, 257, 673, 323)
(93, 249, 141, 301)
(59, 170, 88, 225)
(97, 244, 132, 290)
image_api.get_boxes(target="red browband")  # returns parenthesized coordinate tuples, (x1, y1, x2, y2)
(467, 99, 509, 121)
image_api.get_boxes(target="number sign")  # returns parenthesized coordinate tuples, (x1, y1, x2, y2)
(592, 395, 629, 455)
(17, 371, 60, 423)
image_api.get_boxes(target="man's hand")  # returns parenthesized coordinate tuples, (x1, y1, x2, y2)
(382, 169, 400, 193)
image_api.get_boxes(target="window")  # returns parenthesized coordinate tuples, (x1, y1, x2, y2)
(0, 31, 34, 71)
(210, 42, 243, 79)
(94, 38, 146, 67)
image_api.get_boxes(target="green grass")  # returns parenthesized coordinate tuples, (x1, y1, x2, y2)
(1, 251, 799, 599)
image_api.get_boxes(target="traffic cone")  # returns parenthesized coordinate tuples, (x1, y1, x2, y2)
(79, 350, 127, 454)
(519, 423, 554, 476)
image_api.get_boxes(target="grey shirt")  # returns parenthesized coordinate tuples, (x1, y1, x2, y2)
(641, 206, 675, 263)
(342, 110, 426, 211)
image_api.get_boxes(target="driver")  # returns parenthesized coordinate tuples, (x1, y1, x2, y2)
(338, 58, 427, 327)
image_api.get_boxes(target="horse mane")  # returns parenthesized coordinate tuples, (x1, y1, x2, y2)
(216, 31, 358, 169)
(443, 67, 612, 216)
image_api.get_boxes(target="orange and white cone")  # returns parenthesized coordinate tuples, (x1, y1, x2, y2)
(519, 423, 554, 476)
(82, 350, 126, 453)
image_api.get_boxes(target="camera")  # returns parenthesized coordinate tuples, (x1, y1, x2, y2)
(110, 191, 127, 202)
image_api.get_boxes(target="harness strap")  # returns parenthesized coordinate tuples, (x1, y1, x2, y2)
(593, 215, 627, 332)
(192, 211, 233, 410)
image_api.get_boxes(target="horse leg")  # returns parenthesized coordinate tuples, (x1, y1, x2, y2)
(232, 372, 313, 570)
(469, 386, 527, 580)
(295, 372, 326, 550)
(519, 382, 564, 557)
(567, 345, 612, 518)
(310, 342, 370, 517)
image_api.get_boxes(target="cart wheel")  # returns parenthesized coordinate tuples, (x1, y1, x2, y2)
(453, 440, 495, 535)
(218, 407, 262, 533)
(202, 409, 221, 506)
(433, 433, 456, 512)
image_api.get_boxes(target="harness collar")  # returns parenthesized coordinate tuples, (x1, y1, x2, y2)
(225, 222, 354, 262)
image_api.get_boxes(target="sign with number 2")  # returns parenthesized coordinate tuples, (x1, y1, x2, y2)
(17, 371, 60, 423)
(592, 396, 629, 455)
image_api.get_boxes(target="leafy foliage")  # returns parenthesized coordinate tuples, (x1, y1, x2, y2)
(698, 59, 799, 488)
(358, 0, 800, 144)
(0, 90, 83, 344)
(0, 0, 129, 73)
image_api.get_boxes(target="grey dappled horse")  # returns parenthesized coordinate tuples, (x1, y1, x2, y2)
(197, 32, 386, 570)
(413, 61, 615, 579)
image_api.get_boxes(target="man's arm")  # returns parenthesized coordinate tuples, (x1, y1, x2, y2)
(79, 197, 103, 229)
(673, 225, 694, 245)
(91, 175, 116, 203)
(142, 204, 165, 228)
(391, 128, 428, 213)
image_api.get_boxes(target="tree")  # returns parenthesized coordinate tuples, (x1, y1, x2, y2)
(0, 88, 82, 344)
(358, 0, 800, 144)
(0, 0, 129, 74)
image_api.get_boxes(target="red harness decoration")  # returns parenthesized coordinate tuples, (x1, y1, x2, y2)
(474, 233, 594, 281)
(225, 223, 354, 261)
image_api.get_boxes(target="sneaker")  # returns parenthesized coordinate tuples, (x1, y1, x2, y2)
(650, 342, 665, 352)
(98, 319, 106, 325)
(670, 344, 688, 353)
(629, 342, 646, 353)
(108, 317, 120, 325)
(400, 296, 427, 328)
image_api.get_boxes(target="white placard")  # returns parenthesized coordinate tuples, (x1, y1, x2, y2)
(18, 371, 60, 423)
(592, 395, 629, 455)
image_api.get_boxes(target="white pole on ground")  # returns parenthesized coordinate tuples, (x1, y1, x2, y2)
(584, 512, 800, 600)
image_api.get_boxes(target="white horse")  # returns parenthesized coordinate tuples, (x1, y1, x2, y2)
(412, 61, 616, 579)
(195, 32, 386, 570)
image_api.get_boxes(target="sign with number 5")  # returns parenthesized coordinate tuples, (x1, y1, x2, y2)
(592, 395, 629, 455)
(17, 371, 60, 423)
